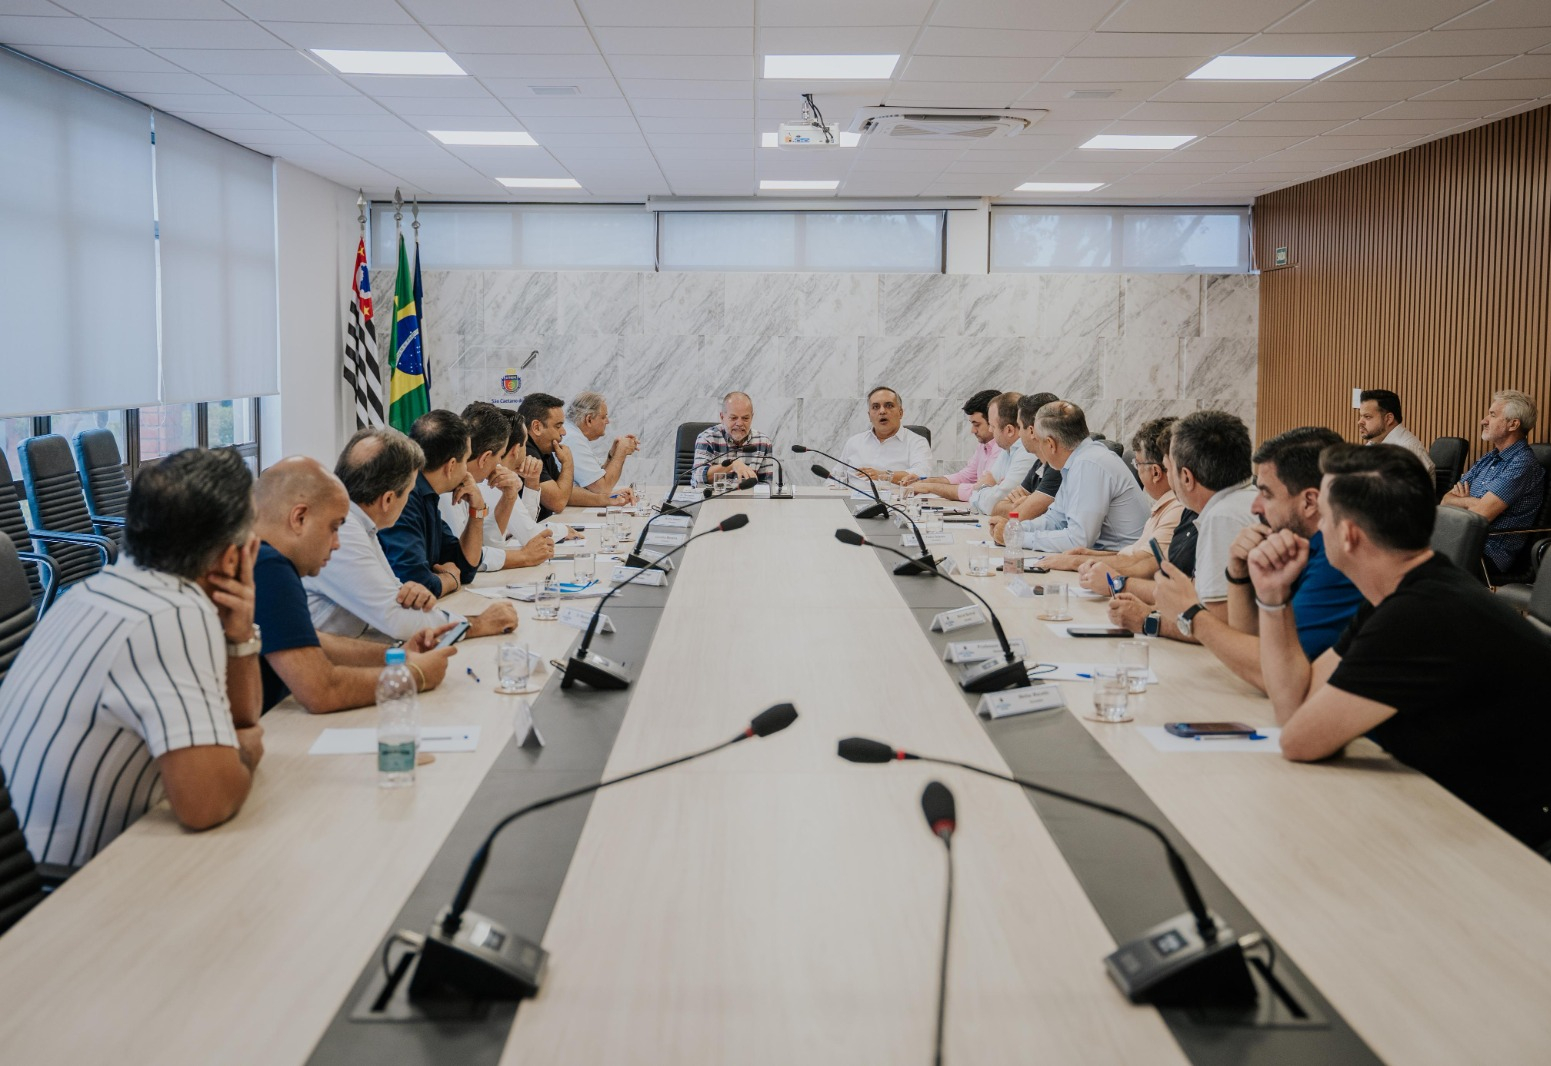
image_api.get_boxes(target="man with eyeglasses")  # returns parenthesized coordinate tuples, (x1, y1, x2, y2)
(838, 385, 932, 486)
(692, 391, 774, 487)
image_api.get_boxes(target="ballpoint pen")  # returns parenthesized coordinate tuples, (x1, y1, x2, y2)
(466, 667, 481, 684)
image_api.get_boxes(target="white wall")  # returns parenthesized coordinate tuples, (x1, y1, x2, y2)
(264, 161, 357, 466)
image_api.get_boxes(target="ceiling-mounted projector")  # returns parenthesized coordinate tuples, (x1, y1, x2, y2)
(777, 92, 840, 150)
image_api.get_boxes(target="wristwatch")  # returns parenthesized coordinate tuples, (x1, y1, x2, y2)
(1112, 574, 1127, 593)
(1177, 603, 1206, 638)
(1142, 612, 1161, 638)
(227, 624, 262, 658)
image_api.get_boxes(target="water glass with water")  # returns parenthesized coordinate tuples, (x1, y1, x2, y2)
(497, 642, 532, 694)
(1118, 640, 1150, 695)
(573, 549, 596, 582)
(534, 580, 560, 620)
(1091, 666, 1130, 722)
(967, 546, 995, 577)
(1038, 582, 1071, 621)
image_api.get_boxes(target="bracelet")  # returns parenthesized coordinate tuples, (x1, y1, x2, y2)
(1255, 597, 1288, 612)
(406, 661, 428, 692)
(1225, 569, 1253, 586)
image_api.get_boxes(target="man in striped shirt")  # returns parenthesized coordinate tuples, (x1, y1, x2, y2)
(0, 448, 265, 867)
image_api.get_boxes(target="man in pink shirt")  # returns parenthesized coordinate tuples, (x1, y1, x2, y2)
(902, 389, 1001, 502)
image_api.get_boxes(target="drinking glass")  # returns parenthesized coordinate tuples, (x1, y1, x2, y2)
(967, 547, 995, 577)
(1038, 583, 1071, 621)
(601, 509, 621, 550)
(534, 580, 560, 620)
(573, 550, 596, 582)
(497, 642, 532, 694)
(610, 509, 633, 545)
(923, 510, 944, 535)
(1118, 641, 1150, 695)
(1090, 666, 1130, 722)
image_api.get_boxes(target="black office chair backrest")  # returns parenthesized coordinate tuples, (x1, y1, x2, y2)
(1430, 506, 1488, 576)
(0, 760, 46, 936)
(1528, 557, 1551, 634)
(905, 424, 932, 446)
(1529, 443, 1551, 529)
(1096, 438, 1124, 457)
(673, 422, 715, 488)
(0, 453, 46, 606)
(73, 429, 129, 546)
(18, 435, 105, 587)
(1428, 436, 1467, 501)
(0, 532, 38, 685)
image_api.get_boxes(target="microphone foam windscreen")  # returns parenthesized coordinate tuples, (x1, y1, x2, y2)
(836, 737, 896, 763)
(790, 444, 808, 453)
(719, 513, 750, 531)
(750, 703, 798, 737)
(922, 781, 956, 836)
(834, 529, 866, 546)
(738, 476, 757, 489)
(810, 463, 831, 479)
(702, 485, 714, 498)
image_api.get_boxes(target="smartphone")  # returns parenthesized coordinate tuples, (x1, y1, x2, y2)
(1165, 721, 1258, 738)
(434, 620, 471, 649)
(1067, 626, 1134, 638)
(1026, 565, 1051, 574)
(1149, 537, 1166, 568)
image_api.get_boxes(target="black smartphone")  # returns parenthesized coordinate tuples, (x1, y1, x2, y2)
(1149, 537, 1165, 568)
(1165, 722, 1259, 738)
(1067, 626, 1134, 638)
(434, 620, 471, 649)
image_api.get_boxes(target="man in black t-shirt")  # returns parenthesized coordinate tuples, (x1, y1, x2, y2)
(518, 391, 575, 522)
(1250, 444, 1551, 855)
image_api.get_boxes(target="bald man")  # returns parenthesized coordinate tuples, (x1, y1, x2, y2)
(252, 456, 461, 713)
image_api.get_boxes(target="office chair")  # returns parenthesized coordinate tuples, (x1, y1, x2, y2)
(1428, 436, 1467, 502)
(673, 422, 715, 487)
(1429, 507, 1487, 576)
(72, 429, 129, 546)
(17, 435, 117, 593)
(905, 424, 932, 446)
(1526, 562, 1551, 638)
(0, 453, 61, 614)
(1483, 443, 1551, 589)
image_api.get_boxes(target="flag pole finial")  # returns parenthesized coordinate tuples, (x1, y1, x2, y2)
(356, 189, 366, 229)
(411, 196, 420, 235)
(392, 187, 404, 225)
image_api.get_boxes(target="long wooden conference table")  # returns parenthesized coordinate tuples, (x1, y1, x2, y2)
(0, 488, 1547, 1065)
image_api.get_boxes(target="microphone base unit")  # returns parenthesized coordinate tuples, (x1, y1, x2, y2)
(622, 551, 673, 571)
(560, 649, 632, 690)
(1104, 911, 1257, 1009)
(854, 502, 888, 520)
(407, 907, 548, 1003)
(957, 656, 1033, 693)
(893, 554, 938, 577)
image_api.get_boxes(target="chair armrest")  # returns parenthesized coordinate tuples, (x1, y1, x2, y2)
(28, 527, 119, 564)
(34, 862, 77, 890)
(92, 515, 127, 528)
(14, 549, 58, 609)
(1485, 526, 1551, 537)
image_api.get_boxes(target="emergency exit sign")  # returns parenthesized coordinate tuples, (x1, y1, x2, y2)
(1273, 246, 1288, 267)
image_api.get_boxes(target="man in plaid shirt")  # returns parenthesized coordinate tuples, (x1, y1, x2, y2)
(691, 391, 775, 487)
(1441, 389, 1546, 577)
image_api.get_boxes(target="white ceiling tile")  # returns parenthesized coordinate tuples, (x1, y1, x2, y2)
(1302, 133, 1417, 149)
(397, 0, 584, 26)
(1368, 97, 1525, 119)
(594, 26, 751, 54)
(0, 14, 132, 46)
(226, 0, 412, 20)
(609, 54, 754, 79)
(16, 43, 182, 71)
(1122, 101, 1267, 121)
(203, 73, 355, 95)
(498, 132, 647, 149)
(652, 148, 753, 162)
(7, 0, 82, 12)
(85, 70, 226, 94)
(1246, 100, 1386, 120)
(500, 98, 636, 116)
(134, 91, 265, 112)
(637, 116, 750, 133)
(1146, 80, 1297, 102)
(518, 116, 639, 132)
(318, 130, 440, 147)
(1443, 0, 1551, 30)
(454, 54, 611, 78)
(899, 55, 1057, 83)
(151, 47, 326, 74)
(1416, 78, 1551, 99)
(577, 0, 752, 26)
(260, 22, 442, 50)
(911, 27, 1080, 58)
(1269, 0, 1486, 34)
(428, 26, 599, 53)
(1378, 27, 1551, 55)
(1032, 99, 1139, 120)
(56, 0, 238, 16)
(1019, 80, 1170, 102)
(1214, 119, 1351, 137)
(621, 79, 751, 99)
(934, 0, 1109, 32)
(1186, 134, 1310, 152)
(1324, 55, 1501, 79)
(248, 93, 387, 114)
(172, 110, 299, 130)
(1136, 159, 1241, 173)
(756, 94, 878, 117)
(212, 128, 323, 146)
(437, 145, 554, 167)
(1281, 79, 1449, 100)
(380, 98, 513, 117)
(287, 112, 413, 131)
(1331, 117, 1475, 135)
(343, 74, 498, 98)
(759, 0, 931, 25)
(883, 83, 1040, 107)
(758, 26, 920, 53)
(1487, 98, 1551, 117)
(1229, 31, 1421, 53)
(1041, 56, 1206, 81)
(91, 18, 287, 49)
(648, 132, 753, 147)
(484, 77, 621, 98)
(1465, 54, 1551, 77)
(1098, 0, 1307, 34)
(756, 78, 892, 98)
(1071, 31, 1251, 57)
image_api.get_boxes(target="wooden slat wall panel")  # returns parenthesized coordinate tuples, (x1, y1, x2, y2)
(1255, 104, 1551, 457)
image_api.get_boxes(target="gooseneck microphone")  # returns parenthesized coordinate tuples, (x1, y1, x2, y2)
(790, 444, 888, 519)
(920, 781, 956, 1066)
(625, 476, 756, 569)
(837, 738, 1257, 1009)
(811, 462, 935, 577)
(834, 529, 1030, 693)
(405, 703, 800, 1003)
(563, 514, 750, 689)
(718, 443, 790, 498)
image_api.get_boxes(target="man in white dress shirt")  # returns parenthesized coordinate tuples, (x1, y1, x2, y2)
(440, 402, 557, 572)
(305, 427, 517, 643)
(838, 386, 933, 485)
(1012, 401, 1152, 554)
(968, 391, 1035, 515)
(1357, 390, 1435, 476)
(562, 391, 638, 507)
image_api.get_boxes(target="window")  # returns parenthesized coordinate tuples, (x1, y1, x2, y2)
(48, 411, 127, 458)
(136, 404, 198, 460)
(208, 399, 256, 449)
(371, 204, 655, 270)
(1, 417, 32, 476)
(658, 211, 945, 272)
(991, 206, 1251, 273)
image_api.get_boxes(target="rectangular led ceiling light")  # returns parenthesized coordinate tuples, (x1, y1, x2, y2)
(760, 180, 840, 190)
(763, 54, 899, 79)
(498, 177, 581, 188)
(761, 131, 861, 147)
(311, 49, 467, 76)
(1187, 55, 1355, 80)
(1081, 134, 1195, 150)
(430, 131, 537, 146)
(1016, 182, 1105, 192)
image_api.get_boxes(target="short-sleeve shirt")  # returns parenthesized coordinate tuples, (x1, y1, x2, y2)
(563, 422, 607, 489)
(1328, 554, 1551, 848)
(254, 542, 322, 712)
(1288, 532, 1364, 660)
(0, 559, 237, 865)
(1192, 482, 1258, 602)
(1020, 459, 1062, 498)
(526, 441, 564, 521)
(1459, 439, 1546, 571)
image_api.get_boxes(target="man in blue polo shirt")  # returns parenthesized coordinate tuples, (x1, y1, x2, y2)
(1154, 427, 1363, 694)
(252, 457, 459, 713)
(1440, 389, 1545, 579)
(380, 409, 486, 597)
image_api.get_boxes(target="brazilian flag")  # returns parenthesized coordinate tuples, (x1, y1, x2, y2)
(388, 233, 429, 433)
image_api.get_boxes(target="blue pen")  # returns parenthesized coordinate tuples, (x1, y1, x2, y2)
(466, 667, 481, 684)
(1105, 572, 1120, 595)
(1076, 672, 1093, 679)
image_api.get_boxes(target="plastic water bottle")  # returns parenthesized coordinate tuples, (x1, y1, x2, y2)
(377, 648, 418, 788)
(1002, 512, 1023, 574)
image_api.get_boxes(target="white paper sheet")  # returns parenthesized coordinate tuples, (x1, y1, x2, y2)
(308, 726, 482, 756)
(1036, 662, 1159, 684)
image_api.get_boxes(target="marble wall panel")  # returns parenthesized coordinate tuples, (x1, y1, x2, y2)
(702, 335, 786, 400)
(881, 274, 962, 337)
(795, 274, 880, 337)
(1028, 336, 1103, 399)
(799, 398, 869, 467)
(947, 337, 1029, 398)
(613, 335, 706, 398)
(861, 336, 951, 403)
(962, 274, 1039, 337)
(1103, 336, 1182, 402)
(1038, 274, 1120, 338)
(1201, 274, 1257, 339)
(1123, 274, 1201, 340)
(1183, 337, 1258, 418)
(483, 270, 557, 336)
(531, 334, 620, 399)
(639, 272, 726, 336)
(423, 270, 484, 338)
(559, 272, 640, 334)
(783, 337, 861, 399)
(724, 273, 798, 335)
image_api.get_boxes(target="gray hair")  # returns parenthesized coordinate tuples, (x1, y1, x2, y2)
(722, 390, 752, 413)
(335, 426, 425, 507)
(1033, 401, 1090, 450)
(566, 391, 607, 425)
(1493, 389, 1537, 433)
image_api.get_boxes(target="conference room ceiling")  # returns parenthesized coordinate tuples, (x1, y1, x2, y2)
(4, 0, 1550, 204)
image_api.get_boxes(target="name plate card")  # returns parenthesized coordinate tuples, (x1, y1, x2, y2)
(1007, 579, 1041, 598)
(943, 638, 1030, 664)
(610, 566, 666, 587)
(977, 685, 1066, 720)
(512, 698, 545, 749)
(937, 556, 959, 576)
(654, 514, 693, 529)
(643, 530, 688, 548)
(921, 531, 955, 546)
(558, 606, 614, 633)
(930, 605, 986, 633)
(671, 487, 700, 504)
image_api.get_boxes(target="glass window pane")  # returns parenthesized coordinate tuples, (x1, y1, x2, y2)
(1122, 212, 1247, 272)
(209, 399, 256, 448)
(137, 404, 197, 459)
(520, 207, 655, 269)
(803, 212, 942, 272)
(48, 410, 127, 460)
(991, 210, 1113, 272)
(2, 417, 33, 478)
(371, 204, 653, 270)
(659, 212, 797, 271)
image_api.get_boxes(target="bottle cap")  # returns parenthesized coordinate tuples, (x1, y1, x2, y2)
(1010, 513, 1019, 519)
(385, 647, 407, 665)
